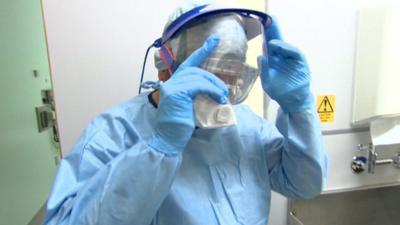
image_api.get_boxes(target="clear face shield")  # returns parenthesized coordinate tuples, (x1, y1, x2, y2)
(169, 12, 265, 105)
(139, 4, 271, 128)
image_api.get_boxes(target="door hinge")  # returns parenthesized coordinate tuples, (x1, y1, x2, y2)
(35, 105, 55, 132)
(35, 89, 59, 143)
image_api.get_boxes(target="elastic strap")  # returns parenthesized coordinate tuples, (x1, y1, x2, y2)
(159, 44, 178, 73)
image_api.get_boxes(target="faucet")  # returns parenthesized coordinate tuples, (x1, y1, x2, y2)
(351, 143, 400, 173)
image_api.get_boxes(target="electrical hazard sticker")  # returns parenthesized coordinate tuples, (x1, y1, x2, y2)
(317, 95, 335, 123)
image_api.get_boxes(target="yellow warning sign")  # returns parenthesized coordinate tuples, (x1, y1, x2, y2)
(317, 95, 336, 123)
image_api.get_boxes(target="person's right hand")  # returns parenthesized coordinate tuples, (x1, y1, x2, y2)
(148, 35, 228, 155)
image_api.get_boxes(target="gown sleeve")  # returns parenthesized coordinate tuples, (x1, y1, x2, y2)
(261, 108, 328, 199)
(43, 104, 181, 225)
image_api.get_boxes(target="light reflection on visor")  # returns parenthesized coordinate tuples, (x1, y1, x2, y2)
(201, 57, 258, 104)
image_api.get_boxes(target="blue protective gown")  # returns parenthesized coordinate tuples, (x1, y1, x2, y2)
(43, 93, 327, 225)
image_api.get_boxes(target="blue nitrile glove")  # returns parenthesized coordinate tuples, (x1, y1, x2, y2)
(258, 20, 313, 112)
(148, 36, 228, 155)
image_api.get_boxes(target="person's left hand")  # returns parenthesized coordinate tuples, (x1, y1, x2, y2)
(258, 19, 313, 113)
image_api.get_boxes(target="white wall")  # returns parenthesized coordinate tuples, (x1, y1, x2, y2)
(268, 0, 400, 191)
(43, 0, 187, 154)
(268, 0, 400, 224)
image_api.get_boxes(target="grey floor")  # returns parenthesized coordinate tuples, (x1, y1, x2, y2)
(289, 185, 400, 225)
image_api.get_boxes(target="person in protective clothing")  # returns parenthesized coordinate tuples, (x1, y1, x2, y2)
(43, 2, 328, 225)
